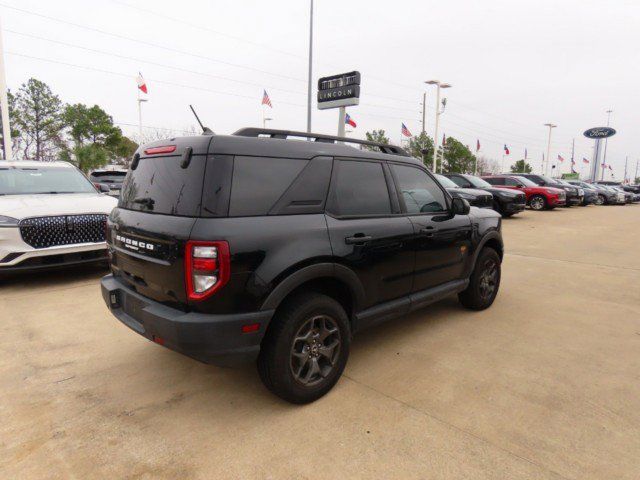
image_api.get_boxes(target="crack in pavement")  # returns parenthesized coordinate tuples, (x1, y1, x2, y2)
(505, 252, 640, 272)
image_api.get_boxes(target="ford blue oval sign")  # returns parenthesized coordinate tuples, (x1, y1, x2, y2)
(583, 127, 616, 139)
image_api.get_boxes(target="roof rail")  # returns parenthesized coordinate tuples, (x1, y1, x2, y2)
(233, 128, 410, 157)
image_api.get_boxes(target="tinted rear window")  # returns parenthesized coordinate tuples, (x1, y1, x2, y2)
(229, 156, 308, 216)
(119, 156, 206, 216)
(327, 160, 391, 216)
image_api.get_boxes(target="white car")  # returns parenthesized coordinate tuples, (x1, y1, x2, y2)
(0, 161, 118, 273)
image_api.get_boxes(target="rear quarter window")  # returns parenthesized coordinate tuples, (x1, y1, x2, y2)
(229, 156, 308, 217)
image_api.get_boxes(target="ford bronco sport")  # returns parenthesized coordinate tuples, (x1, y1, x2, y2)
(101, 128, 503, 404)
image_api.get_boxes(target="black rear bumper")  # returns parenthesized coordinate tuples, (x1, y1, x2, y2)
(101, 274, 274, 366)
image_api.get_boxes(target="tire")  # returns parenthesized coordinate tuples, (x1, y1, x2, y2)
(595, 194, 606, 205)
(458, 247, 501, 311)
(257, 293, 350, 404)
(529, 195, 546, 211)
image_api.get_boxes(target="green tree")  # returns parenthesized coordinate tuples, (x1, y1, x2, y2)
(0, 91, 20, 159)
(635, 176, 640, 184)
(441, 136, 476, 173)
(14, 78, 63, 161)
(511, 159, 532, 173)
(407, 131, 434, 168)
(364, 129, 389, 151)
(62, 103, 137, 170)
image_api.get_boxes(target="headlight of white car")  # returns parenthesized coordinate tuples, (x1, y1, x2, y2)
(0, 215, 19, 227)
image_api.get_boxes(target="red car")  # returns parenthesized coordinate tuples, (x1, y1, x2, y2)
(482, 175, 566, 210)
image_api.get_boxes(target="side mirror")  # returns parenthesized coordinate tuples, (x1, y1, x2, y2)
(452, 197, 471, 215)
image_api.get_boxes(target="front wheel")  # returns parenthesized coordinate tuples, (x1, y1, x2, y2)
(459, 247, 501, 310)
(595, 194, 606, 205)
(257, 293, 350, 404)
(529, 195, 546, 211)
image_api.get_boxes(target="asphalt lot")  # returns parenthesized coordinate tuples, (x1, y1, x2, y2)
(1, 204, 639, 480)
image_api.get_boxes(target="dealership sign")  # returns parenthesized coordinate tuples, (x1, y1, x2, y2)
(317, 71, 360, 110)
(583, 127, 616, 139)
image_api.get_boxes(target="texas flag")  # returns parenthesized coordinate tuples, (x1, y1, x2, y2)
(476, 139, 481, 152)
(136, 72, 148, 94)
(557, 154, 564, 162)
(345, 113, 356, 128)
(503, 144, 510, 155)
(582, 158, 590, 164)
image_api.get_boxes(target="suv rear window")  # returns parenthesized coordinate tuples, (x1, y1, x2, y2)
(327, 160, 391, 216)
(119, 155, 207, 216)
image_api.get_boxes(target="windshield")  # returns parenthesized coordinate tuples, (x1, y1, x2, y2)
(90, 171, 127, 184)
(0, 166, 97, 195)
(464, 176, 492, 188)
(512, 176, 537, 187)
(435, 174, 459, 189)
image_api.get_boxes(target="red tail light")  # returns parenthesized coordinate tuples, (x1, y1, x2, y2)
(185, 240, 230, 301)
(144, 145, 176, 155)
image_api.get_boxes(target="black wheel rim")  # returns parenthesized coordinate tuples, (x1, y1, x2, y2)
(478, 259, 498, 300)
(290, 315, 341, 387)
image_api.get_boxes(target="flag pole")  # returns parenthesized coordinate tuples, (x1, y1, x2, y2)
(0, 18, 12, 161)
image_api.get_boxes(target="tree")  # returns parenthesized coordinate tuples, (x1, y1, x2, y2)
(511, 159, 532, 173)
(62, 103, 138, 170)
(441, 136, 476, 173)
(406, 131, 434, 168)
(364, 129, 389, 151)
(0, 91, 21, 159)
(635, 176, 640, 184)
(14, 78, 63, 161)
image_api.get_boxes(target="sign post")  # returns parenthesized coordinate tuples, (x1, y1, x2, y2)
(583, 127, 616, 182)
(317, 71, 360, 138)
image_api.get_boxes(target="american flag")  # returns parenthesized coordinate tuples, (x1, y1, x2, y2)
(504, 144, 510, 155)
(582, 158, 589, 164)
(401, 123, 412, 137)
(476, 139, 480, 152)
(261, 89, 272, 108)
(557, 154, 564, 162)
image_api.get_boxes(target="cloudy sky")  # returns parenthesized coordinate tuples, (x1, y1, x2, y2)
(2, 0, 639, 178)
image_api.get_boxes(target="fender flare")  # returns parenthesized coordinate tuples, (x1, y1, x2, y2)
(472, 231, 504, 266)
(260, 262, 366, 313)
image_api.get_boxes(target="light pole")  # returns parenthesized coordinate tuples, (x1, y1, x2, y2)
(601, 109, 613, 180)
(421, 91, 426, 134)
(0, 19, 11, 161)
(306, 0, 314, 133)
(543, 123, 556, 176)
(425, 80, 451, 173)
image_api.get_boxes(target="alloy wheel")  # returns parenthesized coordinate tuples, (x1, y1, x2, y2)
(530, 197, 544, 210)
(290, 315, 341, 387)
(478, 259, 498, 300)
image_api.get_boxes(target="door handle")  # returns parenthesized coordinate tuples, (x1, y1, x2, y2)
(419, 226, 436, 237)
(345, 234, 372, 245)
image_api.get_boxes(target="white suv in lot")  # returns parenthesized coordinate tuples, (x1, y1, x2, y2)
(0, 161, 117, 273)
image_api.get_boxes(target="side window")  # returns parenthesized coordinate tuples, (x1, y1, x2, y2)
(448, 175, 472, 188)
(230, 156, 308, 216)
(485, 177, 504, 186)
(504, 177, 521, 187)
(327, 160, 391, 216)
(391, 164, 447, 214)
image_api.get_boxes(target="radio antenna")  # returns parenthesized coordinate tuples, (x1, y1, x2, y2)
(189, 105, 213, 134)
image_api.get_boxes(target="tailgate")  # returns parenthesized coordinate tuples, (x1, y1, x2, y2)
(108, 208, 196, 305)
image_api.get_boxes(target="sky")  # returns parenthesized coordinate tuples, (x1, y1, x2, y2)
(2, 0, 639, 179)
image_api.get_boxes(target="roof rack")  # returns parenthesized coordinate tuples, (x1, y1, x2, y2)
(233, 128, 410, 157)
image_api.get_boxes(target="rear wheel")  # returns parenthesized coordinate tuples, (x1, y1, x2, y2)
(595, 194, 606, 205)
(257, 293, 350, 404)
(529, 195, 546, 211)
(459, 248, 501, 310)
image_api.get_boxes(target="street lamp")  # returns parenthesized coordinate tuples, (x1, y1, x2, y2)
(544, 123, 556, 176)
(425, 80, 452, 172)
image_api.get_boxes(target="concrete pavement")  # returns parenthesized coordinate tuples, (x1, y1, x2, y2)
(1, 204, 639, 479)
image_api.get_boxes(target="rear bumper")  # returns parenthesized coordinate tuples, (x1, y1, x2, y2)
(101, 274, 274, 366)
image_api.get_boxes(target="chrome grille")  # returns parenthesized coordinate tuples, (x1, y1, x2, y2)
(20, 214, 107, 249)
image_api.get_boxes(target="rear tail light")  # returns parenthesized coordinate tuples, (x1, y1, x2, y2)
(185, 241, 230, 301)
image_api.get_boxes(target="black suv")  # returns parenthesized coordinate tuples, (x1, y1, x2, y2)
(443, 173, 526, 217)
(101, 129, 503, 404)
(516, 173, 584, 206)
